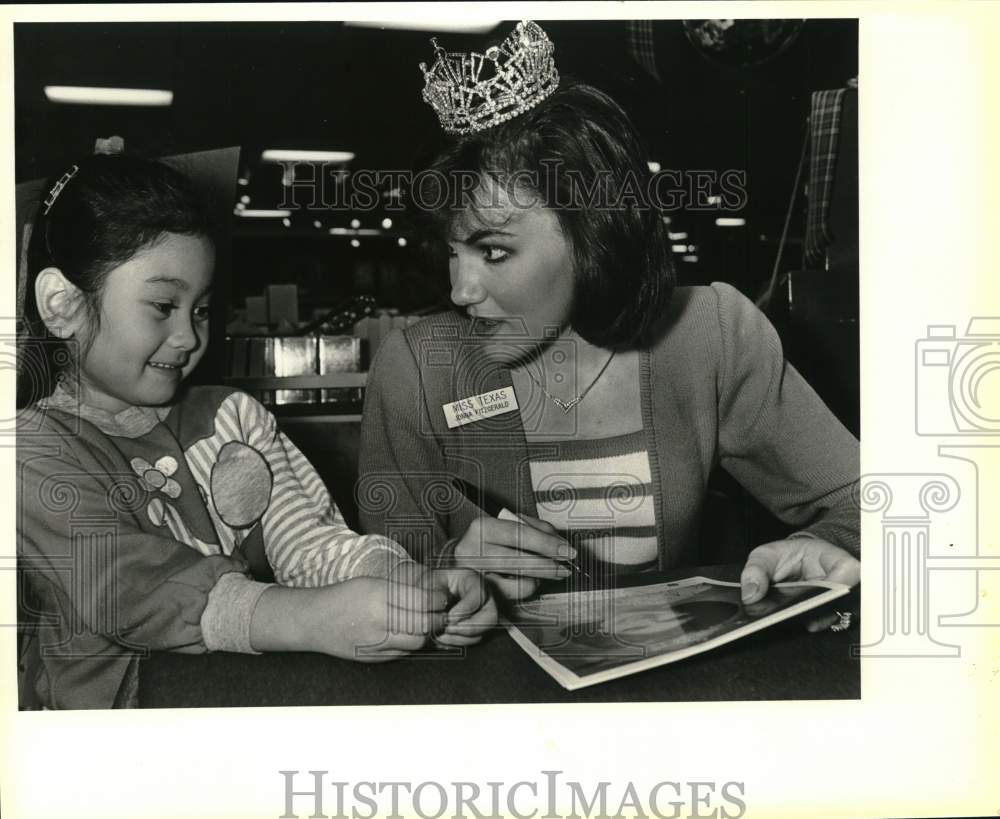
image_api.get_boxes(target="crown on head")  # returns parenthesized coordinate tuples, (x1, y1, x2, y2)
(419, 20, 560, 136)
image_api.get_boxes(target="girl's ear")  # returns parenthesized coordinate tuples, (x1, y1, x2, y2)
(34, 267, 87, 339)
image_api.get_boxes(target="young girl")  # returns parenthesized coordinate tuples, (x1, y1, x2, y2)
(16, 153, 495, 710)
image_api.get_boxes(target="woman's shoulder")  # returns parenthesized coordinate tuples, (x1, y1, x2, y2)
(647, 282, 766, 351)
(370, 311, 466, 370)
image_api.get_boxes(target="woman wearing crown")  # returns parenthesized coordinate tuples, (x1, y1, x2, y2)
(358, 21, 860, 619)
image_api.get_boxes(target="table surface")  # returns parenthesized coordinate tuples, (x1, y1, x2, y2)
(139, 565, 860, 708)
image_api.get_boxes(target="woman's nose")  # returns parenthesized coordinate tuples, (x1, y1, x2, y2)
(449, 258, 487, 307)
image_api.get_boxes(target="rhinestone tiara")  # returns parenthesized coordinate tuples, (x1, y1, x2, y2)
(419, 20, 560, 136)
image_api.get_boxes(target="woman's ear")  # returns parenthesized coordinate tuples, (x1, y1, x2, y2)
(34, 267, 86, 339)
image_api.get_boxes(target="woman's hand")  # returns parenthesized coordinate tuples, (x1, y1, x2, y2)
(453, 515, 574, 601)
(432, 567, 498, 647)
(740, 537, 860, 632)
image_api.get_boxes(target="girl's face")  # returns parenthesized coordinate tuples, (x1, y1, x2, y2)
(76, 232, 214, 413)
(447, 185, 575, 363)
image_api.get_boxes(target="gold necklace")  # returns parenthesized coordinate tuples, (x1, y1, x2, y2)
(523, 350, 617, 413)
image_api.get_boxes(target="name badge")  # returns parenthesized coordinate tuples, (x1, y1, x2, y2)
(443, 387, 519, 428)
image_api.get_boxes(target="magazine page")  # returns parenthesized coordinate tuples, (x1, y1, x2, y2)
(505, 577, 850, 690)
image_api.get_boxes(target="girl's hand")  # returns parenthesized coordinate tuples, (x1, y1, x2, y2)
(453, 515, 574, 601)
(739, 537, 860, 632)
(433, 567, 498, 647)
(251, 569, 449, 661)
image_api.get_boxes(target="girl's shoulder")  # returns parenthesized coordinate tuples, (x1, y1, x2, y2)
(173, 384, 276, 432)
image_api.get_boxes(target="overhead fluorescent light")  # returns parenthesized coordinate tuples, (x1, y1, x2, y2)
(236, 209, 292, 218)
(647, 161, 662, 173)
(343, 19, 501, 34)
(667, 231, 688, 241)
(671, 244, 688, 253)
(682, 255, 699, 263)
(716, 218, 747, 227)
(261, 149, 356, 163)
(45, 86, 173, 106)
(329, 227, 384, 237)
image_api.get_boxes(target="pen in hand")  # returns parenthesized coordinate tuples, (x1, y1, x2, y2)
(497, 508, 590, 581)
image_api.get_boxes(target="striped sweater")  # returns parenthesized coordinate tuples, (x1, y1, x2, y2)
(527, 430, 658, 573)
(17, 384, 409, 709)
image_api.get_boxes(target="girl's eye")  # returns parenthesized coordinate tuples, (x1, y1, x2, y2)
(193, 305, 211, 322)
(482, 246, 510, 263)
(446, 245, 457, 258)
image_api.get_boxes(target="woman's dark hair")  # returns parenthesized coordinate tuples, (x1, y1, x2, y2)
(18, 154, 213, 407)
(413, 78, 674, 350)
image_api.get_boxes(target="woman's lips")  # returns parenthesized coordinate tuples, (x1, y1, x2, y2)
(470, 316, 505, 336)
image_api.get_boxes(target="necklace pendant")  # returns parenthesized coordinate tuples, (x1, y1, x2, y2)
(552, 396, 579, 413)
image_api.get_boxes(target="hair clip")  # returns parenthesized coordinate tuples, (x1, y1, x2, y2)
(42, 165, 79, 215)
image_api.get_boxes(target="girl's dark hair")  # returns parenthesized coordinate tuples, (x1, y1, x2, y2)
(414, 78, 674, 350)
(18, 154, 213, 407)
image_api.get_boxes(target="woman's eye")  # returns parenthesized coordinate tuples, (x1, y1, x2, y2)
(193, 305, 211, 322)
(150, 301, 175, 316)
(446, 245, 457, 258)
(482, 246, 510, 263)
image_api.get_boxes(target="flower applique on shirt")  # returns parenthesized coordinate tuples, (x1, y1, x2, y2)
(130, 455, 182, 499)
(132, 453, 217, 555)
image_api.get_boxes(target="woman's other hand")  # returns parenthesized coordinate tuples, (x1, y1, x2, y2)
(453, 515, 575, 601)
(432, 567, 498, 647)
(739, 537, 860, 631)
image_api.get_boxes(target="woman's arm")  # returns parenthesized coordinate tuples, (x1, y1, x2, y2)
(357, 329, 456, 564)
(713, 282, 860, 554)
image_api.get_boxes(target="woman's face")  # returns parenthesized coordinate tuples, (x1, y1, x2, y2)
(447, 184, 575, 363)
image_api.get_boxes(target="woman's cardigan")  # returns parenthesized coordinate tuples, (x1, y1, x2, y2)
(359, 282, 860, 568)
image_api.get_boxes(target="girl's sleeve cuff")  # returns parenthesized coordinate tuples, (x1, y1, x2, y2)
(201, 572, 275, 654)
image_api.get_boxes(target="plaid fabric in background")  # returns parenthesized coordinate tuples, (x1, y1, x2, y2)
(804, 88, 847, 268)
(627, 20, 660, 81)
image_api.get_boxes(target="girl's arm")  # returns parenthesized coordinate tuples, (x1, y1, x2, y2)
(17, 430, 256, 655)
(249, 564, 496, 658)
(227, 391, 415, 586)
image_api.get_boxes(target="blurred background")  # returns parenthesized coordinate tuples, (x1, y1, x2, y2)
(14, 18, 859, 529)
